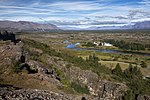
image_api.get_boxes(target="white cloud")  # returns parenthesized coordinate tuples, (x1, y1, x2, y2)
(139, 0, 150, 6)
(131, 18, 150, 23)
(47, 1, 106, 11)
(0, 0, 150, 28)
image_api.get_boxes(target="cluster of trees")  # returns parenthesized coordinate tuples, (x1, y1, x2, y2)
(0, 30, 16, 43)
(82, 42, 96, 47)
(105, 39, 145, 50)
(112, 63, 150, 99)
(112, 63, 142, 80)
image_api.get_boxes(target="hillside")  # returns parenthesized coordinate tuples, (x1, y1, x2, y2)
(0, 35, 127, 100)
(0, 21, 60, 32)
(0, 31, 150, 100)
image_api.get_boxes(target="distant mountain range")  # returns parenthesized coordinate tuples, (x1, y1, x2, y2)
(61, 21, 150, 30)
(0, 20, 150, 31)
(131, 21, 150, 29)
(0, 21, 60, 32)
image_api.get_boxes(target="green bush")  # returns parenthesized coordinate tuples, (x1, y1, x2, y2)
(71, 82, 89, 94)
(11, 60, 21, 73)
(82, 42, 96, 47)
(61, 79, 71, 87)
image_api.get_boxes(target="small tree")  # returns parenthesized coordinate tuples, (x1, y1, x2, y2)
(112, 63, 123, 77)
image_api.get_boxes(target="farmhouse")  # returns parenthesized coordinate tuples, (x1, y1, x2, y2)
(102, 42, 113, 46)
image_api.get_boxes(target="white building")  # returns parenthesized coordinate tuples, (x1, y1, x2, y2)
(102, 42, 113, 46)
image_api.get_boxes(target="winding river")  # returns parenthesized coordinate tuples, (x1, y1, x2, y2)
(70, 48, 150, 57)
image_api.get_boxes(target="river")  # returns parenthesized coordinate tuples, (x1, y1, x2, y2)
(70, 48, 150, 57)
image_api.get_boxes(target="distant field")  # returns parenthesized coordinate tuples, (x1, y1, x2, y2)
(99, 60, 140, 70)
(98, 60, 150, 76)
(99, 61, 132, 70)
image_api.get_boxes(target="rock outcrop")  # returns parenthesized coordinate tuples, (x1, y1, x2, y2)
(0, 85, 73, 100)
(0, 84, 99, 100)
(40, 54, 127, 99)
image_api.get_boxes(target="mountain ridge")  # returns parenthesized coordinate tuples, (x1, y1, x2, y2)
(0, 20, 150, 31)
(0, 20, 60, 32)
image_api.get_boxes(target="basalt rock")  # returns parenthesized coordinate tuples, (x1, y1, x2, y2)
(0, 86, 72, 100)
(0, 85, 98, 100)
(41, 54, 128, 99)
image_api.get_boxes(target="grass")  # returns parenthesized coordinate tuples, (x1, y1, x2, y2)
(99, 60, 150, 76)
(0, 69, 59, 91)
(99, 61, 129, 70)
(99, 61, 140, 70)
(140, 68, 150, 76)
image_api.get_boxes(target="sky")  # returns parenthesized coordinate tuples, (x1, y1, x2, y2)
(0, 0, 150, 28)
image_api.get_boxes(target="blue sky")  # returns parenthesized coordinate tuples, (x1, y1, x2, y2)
(0, 0, 150, 28)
